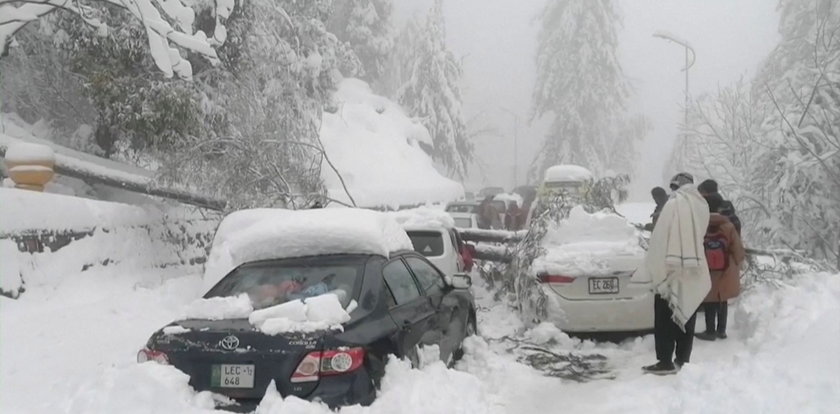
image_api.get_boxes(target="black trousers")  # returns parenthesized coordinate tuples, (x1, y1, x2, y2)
(654, 294, 697, 364)
(703, 302, 728, 333)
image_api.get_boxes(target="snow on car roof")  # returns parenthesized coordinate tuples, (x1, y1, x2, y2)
(543, 164, 593, 182)
(388, 206, 455, 230)
(203, 208, 413, 291)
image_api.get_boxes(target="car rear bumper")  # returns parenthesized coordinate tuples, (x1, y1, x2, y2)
(543, 287, 655, 332)
(211, 368, 376, 411)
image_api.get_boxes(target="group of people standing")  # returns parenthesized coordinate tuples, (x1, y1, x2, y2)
(476, 195, 531, 231)
(637, 172, 746, 375)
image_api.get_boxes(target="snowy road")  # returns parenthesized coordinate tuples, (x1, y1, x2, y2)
(2, 266, 839, 414)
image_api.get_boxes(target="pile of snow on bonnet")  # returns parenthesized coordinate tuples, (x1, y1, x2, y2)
(203, 208, 413, 291)
(533, 206, 644, 276)
(320, 79, 463, 207)
(183, 293, 253, 320)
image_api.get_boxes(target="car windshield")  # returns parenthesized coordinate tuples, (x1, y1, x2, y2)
(453, 217, 472, 228)
(406, 231, 445, 257)
(204, 256, 365, 309)
(446, 203, 476, 213)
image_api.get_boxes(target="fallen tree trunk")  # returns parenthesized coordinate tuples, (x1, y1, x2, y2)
(474, 244, 512, 263)
(460, 228, 525, 244)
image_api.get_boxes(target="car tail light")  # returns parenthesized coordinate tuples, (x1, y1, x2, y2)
(137, 348, 169, 364)
(538, 273, 575, 284)
(291, 347, 365, 383)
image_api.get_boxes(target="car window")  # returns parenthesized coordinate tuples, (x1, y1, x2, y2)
(405, 257, 446, 293)
(453, 217, 472, 228)
(204, 256, 363, 309)
(382, 260, 422, 306)
(406, 231, 445, 257)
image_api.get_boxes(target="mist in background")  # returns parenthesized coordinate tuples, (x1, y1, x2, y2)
(395, 0, 779, 200)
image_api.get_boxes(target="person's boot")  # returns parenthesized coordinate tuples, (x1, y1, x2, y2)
(643, 361, 677, 375)
(716, 302, 728, 339)
(695, 331, 717, 341)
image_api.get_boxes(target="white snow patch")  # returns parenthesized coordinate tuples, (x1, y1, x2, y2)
(249, 293, 351, 335)
(543, 164, 593, 182)
(203, 208, 413, 291)
(387, 206, 455, 229)
(162, 325, 191, 335)
(4, 141, 55, 163)
(0, 239, 22, 295)
(183, 293, 253, 320)
(532, 206, 645, 276)
(320, 79, 463, 208)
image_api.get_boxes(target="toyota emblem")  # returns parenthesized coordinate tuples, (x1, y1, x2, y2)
(219, 335, 240, 351)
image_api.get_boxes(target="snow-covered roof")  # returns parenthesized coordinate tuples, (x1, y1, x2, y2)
(388, 206, 455, 230)
(543, 165, 593, 183)
(493, 192, 524, 207)
(203, 208, 413, 290)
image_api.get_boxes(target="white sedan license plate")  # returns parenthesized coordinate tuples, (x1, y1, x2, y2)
(211, 364, 255, 388)
(588, 277, 619, 294)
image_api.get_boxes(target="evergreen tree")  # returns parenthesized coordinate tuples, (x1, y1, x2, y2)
(532, 0, 636, 177)
(328, 0, 393, 83)
(397, 0, 472, 179)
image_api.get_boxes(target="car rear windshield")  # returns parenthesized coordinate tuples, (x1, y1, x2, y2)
(204, 256, 365, 309)
(453, 217, 472, 228)
(406, 231, 444, 257)
(446, 203, 476, 213)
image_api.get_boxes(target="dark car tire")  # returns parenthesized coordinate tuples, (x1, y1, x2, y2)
(451, 316, 477, 364)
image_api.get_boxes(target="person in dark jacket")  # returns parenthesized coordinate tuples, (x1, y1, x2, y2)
(698, 179, 741, 234)
(645, 186, 669, 230)
(696, 193, 745, 341)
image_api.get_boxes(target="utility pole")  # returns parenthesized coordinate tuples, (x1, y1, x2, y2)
(500, 107, 519, 189)
(653, 31, 695, 167)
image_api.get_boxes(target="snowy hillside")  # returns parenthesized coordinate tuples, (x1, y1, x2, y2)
(320, 79, 464, 208)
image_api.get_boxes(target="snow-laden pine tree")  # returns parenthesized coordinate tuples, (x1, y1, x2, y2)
(397, 0, 472, 179)
(532, 0, 636, 177)
(749, 0, 840, 264)
(328, 0, 393, 83)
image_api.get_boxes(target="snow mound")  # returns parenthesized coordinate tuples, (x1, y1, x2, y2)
(202, 208, 413, 291)
(249, 293, 351, 335)
(183, 294, 253, 320)
(533, 206, 644, 276)
(543, 164, 593, 182)
(4, 142, 55, 163)
(320, 79, 463, 208)
(388, 206, 455, 229)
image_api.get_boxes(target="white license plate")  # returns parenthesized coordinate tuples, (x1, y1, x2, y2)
(211, 364, 255, 388)
(588, 277, 619, 294)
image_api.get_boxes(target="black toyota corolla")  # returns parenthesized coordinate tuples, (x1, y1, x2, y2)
(138, 251, 476, 411)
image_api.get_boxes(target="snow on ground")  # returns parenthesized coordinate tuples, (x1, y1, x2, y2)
(2, 222, 838, 413)
(319, 79, 463, 208)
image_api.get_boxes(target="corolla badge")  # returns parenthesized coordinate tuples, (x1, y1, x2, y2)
(219, 335, 240, 351)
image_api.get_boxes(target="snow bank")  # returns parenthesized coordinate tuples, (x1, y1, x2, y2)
(0, 239, 22, 296)
(4, 142, 54, 163)
(203, 208, 413, 291)
(0, 187, 151, 232)
(532, 206, 644, 276)
(388, 206, 455, 229)
(249, 293, 351, 335)
(543, 164, 593, 182)
(320, 79, 463, 208)
(183, 294, 253, 320)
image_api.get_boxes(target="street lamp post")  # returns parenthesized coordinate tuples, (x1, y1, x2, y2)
(653, 31, 696, 165)
(500, 107, 519, 189)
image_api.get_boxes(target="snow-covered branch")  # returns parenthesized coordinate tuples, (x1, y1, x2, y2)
(0, 0, 235, 79)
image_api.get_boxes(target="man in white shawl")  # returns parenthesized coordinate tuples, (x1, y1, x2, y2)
(634, 172, 711, 375)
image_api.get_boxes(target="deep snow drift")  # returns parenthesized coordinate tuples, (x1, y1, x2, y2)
(2, 247, 838, 413)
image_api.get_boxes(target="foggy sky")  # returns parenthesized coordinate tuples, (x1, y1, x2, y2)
(394, 0, 779, 199)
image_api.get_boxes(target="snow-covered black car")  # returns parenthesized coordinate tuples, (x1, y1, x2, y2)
(137, 209, 476, 411)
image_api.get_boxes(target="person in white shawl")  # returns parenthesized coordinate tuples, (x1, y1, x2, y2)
(634, 172, 711, 375)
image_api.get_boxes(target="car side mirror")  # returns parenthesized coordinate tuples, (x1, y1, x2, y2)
(449, 273, 472, 289)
